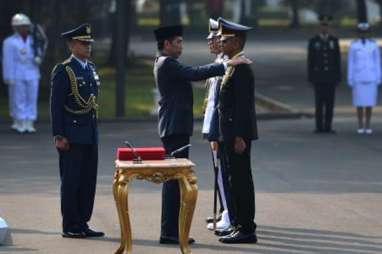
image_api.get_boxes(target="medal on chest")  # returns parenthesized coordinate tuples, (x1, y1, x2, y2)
(89, 65, 100, 87)
(19, 48, 27, 55)
(329, 40, 335, 49)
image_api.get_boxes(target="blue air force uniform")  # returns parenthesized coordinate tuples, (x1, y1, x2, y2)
(50, 24, 101, 236)
(153, 25, 226, 241)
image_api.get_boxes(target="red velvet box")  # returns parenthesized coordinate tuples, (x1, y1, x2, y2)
(116, 147, 166, 161)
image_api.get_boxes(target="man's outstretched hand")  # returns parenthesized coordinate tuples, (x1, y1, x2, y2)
(227, 56, 253, 67)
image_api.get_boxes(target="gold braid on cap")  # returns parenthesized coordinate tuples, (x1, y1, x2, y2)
(64, 66, 99, 116)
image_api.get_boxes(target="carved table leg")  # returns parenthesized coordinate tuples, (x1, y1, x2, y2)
(178, 174, 198, 254)
(113, 172, 132, 254)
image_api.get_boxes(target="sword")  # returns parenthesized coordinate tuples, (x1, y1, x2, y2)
(169, 144, 192, 158)
(210, 146, 219, 231)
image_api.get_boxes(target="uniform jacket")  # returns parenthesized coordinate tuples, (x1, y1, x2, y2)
(154, 54, 225, 138)
(50, 57, 100, 144)
(207, 81, 221, 141)
(2, 33, 40, 81)
(307, 34, 341, 84)
(347, 39, 381, 86)
(218, 56, 258, 141)
(202, 53, 224, 136)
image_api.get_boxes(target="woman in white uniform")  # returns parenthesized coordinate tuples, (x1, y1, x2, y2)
(347, 23, 381, 134)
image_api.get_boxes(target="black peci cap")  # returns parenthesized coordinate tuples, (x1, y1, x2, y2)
(154, 25, 183, 42)
(319, 14, 333, 25)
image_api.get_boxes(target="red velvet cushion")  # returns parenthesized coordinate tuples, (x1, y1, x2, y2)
(116, 147, 166, 161)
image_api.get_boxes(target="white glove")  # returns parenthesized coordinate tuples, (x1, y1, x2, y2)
(34, 56, 42, 65)
(4, 79, 15, 86)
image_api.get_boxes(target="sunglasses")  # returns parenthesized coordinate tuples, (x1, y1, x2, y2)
(220, 37, 235, 45)
(79, 41, 93, 46)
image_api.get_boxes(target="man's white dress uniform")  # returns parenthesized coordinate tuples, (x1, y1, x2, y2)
(2, 13, 40, 133)
(347, 23, 381, 134)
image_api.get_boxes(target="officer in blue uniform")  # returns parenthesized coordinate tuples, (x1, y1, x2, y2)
(50, 23, 103, 238)
(153, 25, 249, 244)
(217, 18, 258, 244)
(308, 15, 341, 133)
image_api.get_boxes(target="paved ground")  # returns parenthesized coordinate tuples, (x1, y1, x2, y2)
(1, 37, 382, 254)
(0, 117, 382, 254)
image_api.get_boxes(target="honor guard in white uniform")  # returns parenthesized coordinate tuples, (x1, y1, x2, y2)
(347, 23, 381, 134)
(202, 18, 232, 232)
(2, 13, 40, 133)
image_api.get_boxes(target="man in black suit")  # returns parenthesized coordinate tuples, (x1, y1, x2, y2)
(50, 24, 103, 239)
(216, 18, 258, 244)
(308, 15, 341, 133)
(153, 25, 249, 244)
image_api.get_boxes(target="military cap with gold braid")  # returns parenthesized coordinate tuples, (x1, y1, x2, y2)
(217, 17, 252, 41)
(61, 23, 94, 42)
(207, 18, 219, 40)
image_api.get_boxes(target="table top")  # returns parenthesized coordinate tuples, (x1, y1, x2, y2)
(115, 158, 195, 169)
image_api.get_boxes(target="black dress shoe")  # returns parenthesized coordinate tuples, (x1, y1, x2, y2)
(313, 129, 324, 134)
(205, 215, 222, 224)
(62, 230, 86, 239)
(159, 236, 195, 244)
(214, 226, 235, 237)
(325, 129, 336, 134)
(84, 228, 104, 237)
(219, 230, 257, 244)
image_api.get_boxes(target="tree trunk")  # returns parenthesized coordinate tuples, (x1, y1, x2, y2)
(356, 0, 368, 23)
(375, 0, 382, 27)
(160, 0, 181, 25)
(289, 0, 300, 28)
(115, 0, 128, 117)
(207, 0, 224, 19)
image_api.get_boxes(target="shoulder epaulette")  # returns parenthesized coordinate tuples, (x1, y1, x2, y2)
(51, 63, 65, 77)
(88, 60, 95, 66)
(62, 58, 71, 65)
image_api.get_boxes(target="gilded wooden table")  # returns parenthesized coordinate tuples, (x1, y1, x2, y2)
(113, 158, 198, 254)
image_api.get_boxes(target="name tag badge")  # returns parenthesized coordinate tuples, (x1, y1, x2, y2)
(93, 72, 101, 86)
(329, 40, 335, 49)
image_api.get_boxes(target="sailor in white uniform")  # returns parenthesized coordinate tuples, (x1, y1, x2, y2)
(2, 13, 41, 133)
(347, 23, 381, 134)
(202, 18, 231, 232)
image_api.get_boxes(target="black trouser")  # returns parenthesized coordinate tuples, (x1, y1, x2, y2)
(58, 144, 98, 232)
(314, 83, 336, 131)
(222, 138, 256, 234)
(160, 135, 190, 238)
(218, 141, 236, 225)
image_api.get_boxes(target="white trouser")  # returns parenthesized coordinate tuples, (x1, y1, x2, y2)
(8, 84, 16, 119)
(13, 79, 39, 121)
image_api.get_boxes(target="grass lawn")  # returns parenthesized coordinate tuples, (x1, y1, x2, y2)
(0, 58, 206, 122)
